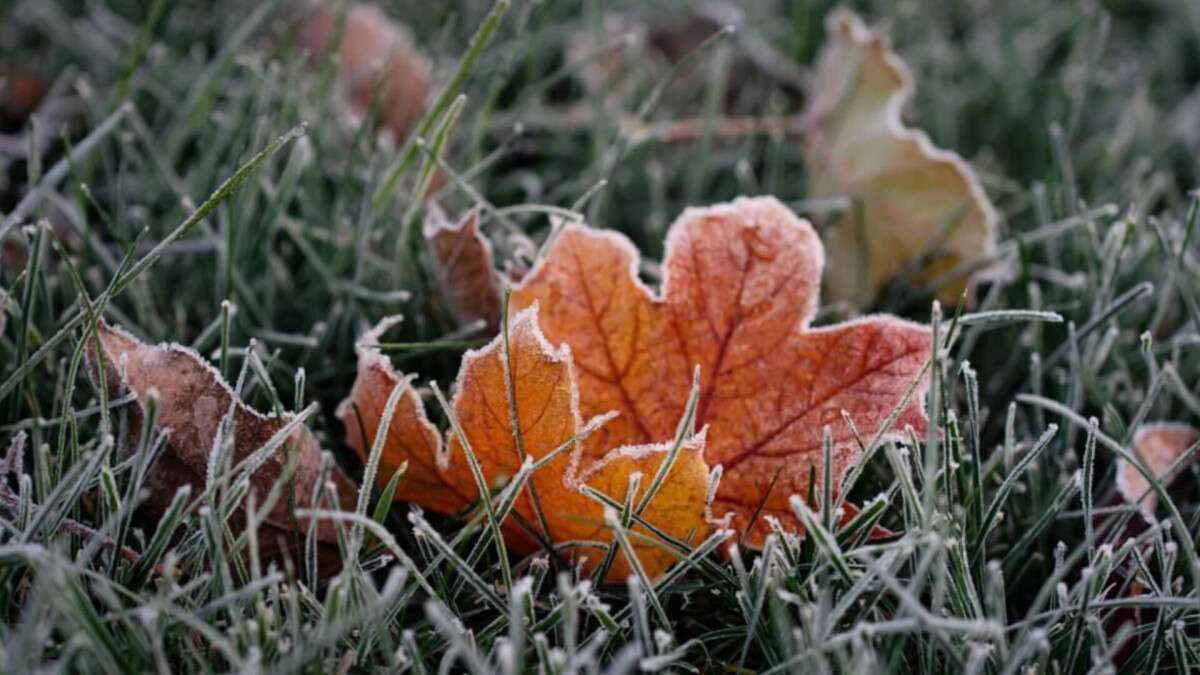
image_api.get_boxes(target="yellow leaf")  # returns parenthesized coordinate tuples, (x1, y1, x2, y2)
(804, 8, 998, 307)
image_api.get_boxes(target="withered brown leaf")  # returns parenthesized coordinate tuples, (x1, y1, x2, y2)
(424, 205, 503, 333)
(90, 321, 358, 572)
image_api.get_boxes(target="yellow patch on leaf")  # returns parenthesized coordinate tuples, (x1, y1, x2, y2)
(804, 8, 998, 307)
(339, 309, 713, 581)
(511, 196, 931, 546)
(1119, 423, 1199, 521)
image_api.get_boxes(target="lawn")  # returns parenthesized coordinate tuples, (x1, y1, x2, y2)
(2, 0, 1200, 672)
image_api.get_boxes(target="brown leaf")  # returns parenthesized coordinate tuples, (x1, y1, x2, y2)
(803, 8, 999, 307)
(339, 309, 714, 581)
(0, 69, 48, 129)
(89, 321, 358, 573)
(424, 205, 503, 333)
(510, 195, 931, 546)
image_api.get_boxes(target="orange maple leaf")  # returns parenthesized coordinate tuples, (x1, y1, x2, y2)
(510, 196, 931, 545)
(803, 8, 998, 308)
(89, 321, 359, 573)
(424, 205, 503, 333)
(1118, 422, 1199, 521)
(339, 309, 713, 581)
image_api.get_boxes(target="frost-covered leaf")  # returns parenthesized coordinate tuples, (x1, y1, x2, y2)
(511, 195, 930, 545)
(424, 205, 503, 333)
(298, 2, 430, 141)
(1119, 422, 1199, 521)
(804, 8, 998, 307)
(340, 309, 713, 581)
(89, 321, 358, 571)
(338, 316, 466, 516)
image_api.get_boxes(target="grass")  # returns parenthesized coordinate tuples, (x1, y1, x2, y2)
(2, 0, 1200, 672)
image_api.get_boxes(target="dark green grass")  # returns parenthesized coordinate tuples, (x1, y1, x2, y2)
(2, 0, 1200, 672)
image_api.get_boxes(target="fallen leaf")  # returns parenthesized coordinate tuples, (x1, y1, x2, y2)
(424, 205, 503, 333)
(0, 69, 48, 129)
(339, 308, 714, 581)
(1118, 422, 1199, 521)
(803, 8, 998, 307)
(298, 2, 430, 141)
(510, 195, 930, 545)
(338, 316, 467, 516)
(89, 321, 358, 572)
(1103, 421, 1199, 664)
(2, 215, 82, 279)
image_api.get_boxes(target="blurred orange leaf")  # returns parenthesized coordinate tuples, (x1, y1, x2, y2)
(339, 309, 713, 581)
(90, 321, 358, 573)
(1105, 422, 1199, 662)
(803, 8, 998, 307)
(511, 196, 931, 546)
(1118, 423, 1199, 521)
(298, 2, 430, 141)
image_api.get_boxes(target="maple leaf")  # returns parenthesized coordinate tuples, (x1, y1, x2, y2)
(338, 316, 466, 516)
(298, 2, 430, 141)
(803, 8, 998, 308)
(510, 195, 931, 546)
(1118, 422, 1199, 521)
(90, 321, 358, 572)
(339, 309, 714, 581)
(424, 205, 503, 333)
